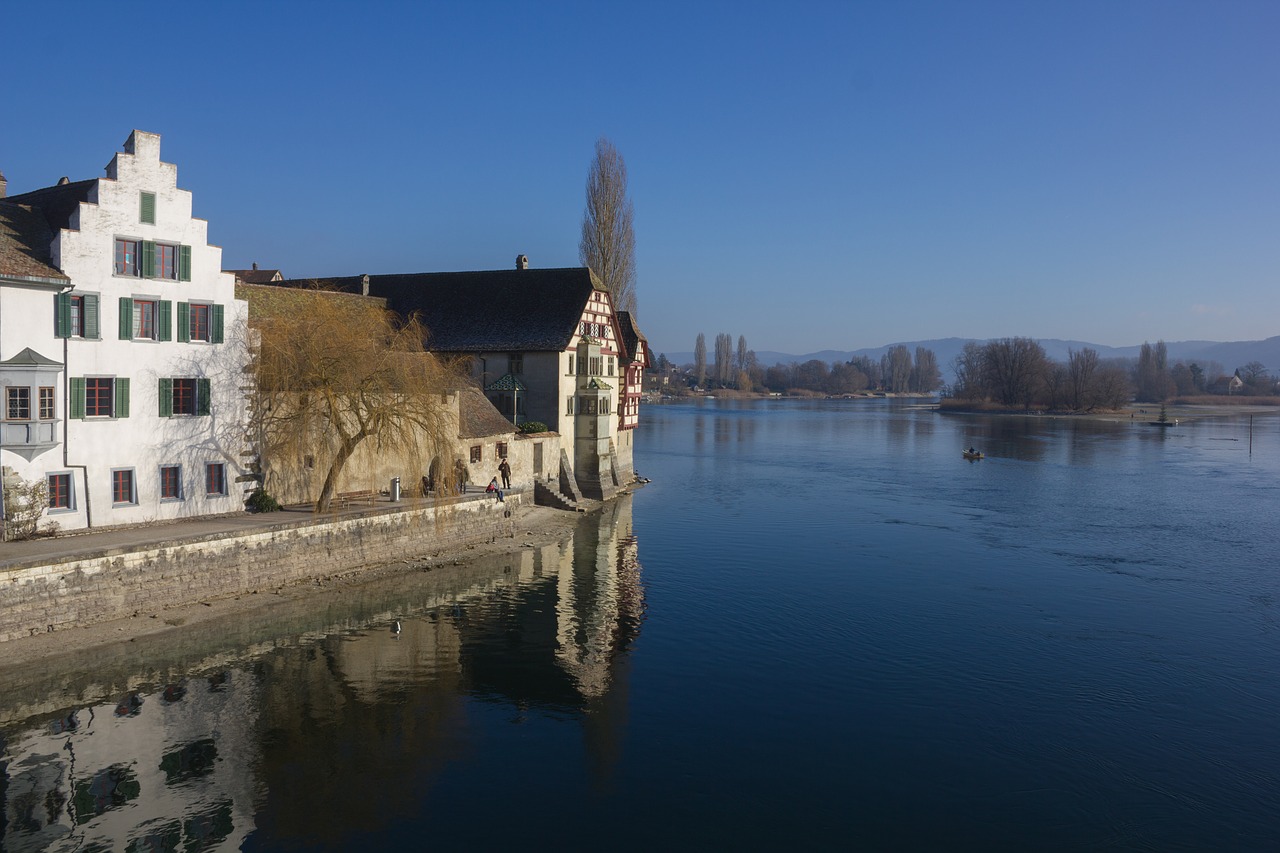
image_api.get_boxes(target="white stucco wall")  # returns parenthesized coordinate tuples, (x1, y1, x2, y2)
(2, 131, 247, 530)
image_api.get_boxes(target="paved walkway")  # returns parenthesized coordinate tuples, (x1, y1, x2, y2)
(0, 488, 523, 570)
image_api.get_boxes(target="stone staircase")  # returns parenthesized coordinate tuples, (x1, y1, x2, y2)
(534, 480, 584, 512)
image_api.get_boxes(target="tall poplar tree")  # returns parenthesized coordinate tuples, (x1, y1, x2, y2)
(579, 137, 637, 314)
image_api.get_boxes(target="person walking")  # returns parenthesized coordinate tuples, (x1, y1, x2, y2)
(499, 457, 511, 490)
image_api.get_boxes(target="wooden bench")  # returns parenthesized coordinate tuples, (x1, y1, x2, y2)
(334, 489, 380, 509)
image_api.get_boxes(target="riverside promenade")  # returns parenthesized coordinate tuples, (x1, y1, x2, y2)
(0, 489, 519, 572)
(0, 487, 543, 652)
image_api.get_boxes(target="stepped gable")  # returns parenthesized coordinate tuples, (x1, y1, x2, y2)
(275, 268, 602, 352)
(4, 179, 96, 233)
(0, 201, 70, 283)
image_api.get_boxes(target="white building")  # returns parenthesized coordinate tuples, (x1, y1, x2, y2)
(0, 130, 248, 531)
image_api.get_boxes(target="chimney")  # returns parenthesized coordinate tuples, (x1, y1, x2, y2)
(252, 262, 259, 271)
(0, 170, 6, 199)
(516, 254, 529, 270)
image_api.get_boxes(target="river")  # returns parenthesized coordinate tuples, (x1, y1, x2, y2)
(2, 398, 1278, 851)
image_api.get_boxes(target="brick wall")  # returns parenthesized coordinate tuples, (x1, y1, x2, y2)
(0, 495, 522, 643)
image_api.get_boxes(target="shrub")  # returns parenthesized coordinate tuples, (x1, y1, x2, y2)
(2, 475, 51, 540)
(246, 488, 281, 513)
(518, 421, 549, 434)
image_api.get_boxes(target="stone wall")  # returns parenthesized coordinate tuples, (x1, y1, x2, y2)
(0, 494, 522, 643)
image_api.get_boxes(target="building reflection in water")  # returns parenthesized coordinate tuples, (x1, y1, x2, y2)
(1, 493, 644, 850)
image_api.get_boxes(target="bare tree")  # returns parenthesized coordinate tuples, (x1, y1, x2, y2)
(881, 345, 913, 392)
(1066, 347, 1100, 411)
(579, 137, 637, 314)
(984, 337, 1048, 408)
(249, 289, 460, 512)
(694, 333, 707, 388)
(911, 347, 942, 392)
(714, 333, 734, 386)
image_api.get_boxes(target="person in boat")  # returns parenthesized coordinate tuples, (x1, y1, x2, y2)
(967, 447, 977, 454)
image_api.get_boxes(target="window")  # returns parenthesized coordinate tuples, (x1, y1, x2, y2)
(497, 442, 508, 458)
(508, 354, 523, 375)
(159, 377, 210, 417)
(140, 191, 156, 224)
(120, 297, 171, 341)
(154, 243, 177, 280)
(134, 300, 156, 339)
(173, 379, 196, 415)
(73, 377, 129, 419)
(6, 387, 30, 420)
(48, 473, 72, 510)
(608, 357, 615, 377)
(205, 463, 227, 496)
(160, 465, 182, 500)
(55, 292, 100, 339)
(189, 304, 209, 341)
(566, 396, 574, 416)
(39, 387, 55, 420)
(178, 302, 223, 343)
(589, 357, 602, 376)
(568, 355, 575, 375)
(112, 469, 136, 505)
(470, 445, 482, 464)
(115, 239, 140, 276)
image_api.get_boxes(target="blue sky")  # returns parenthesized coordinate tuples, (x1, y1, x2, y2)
(5, 1, 1277, 356)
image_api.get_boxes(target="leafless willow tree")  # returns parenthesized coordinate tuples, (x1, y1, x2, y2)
(579, 137, 637, 315)
(249, 289, 461, 512)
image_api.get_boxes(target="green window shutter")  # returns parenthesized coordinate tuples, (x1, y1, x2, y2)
(115, 378, 130, 419)
(197, 378, 211, 416)
(158, 300, 172, 341)
(179, 245, 191, 282)
(158, 378, 173, 417)
(142, 241, 156, 278)
(119, 297, 134, 339)
(177, 302, 190, 342)
(70, 378, 85, 419)
(212, 304, 224, 343)
(55, 292, 72, 338)
(140, 192, 156, 224)
(84, 294, 100, 339)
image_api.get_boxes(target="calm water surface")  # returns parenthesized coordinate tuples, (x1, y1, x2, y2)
(3, 399, 1278, 851)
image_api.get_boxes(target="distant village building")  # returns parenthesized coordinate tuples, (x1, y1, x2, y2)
(224, 263, 283, 286)
(0, 131, 248, 531)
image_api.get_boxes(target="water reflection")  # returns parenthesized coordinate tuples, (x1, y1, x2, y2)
(1, 496, 643, 851)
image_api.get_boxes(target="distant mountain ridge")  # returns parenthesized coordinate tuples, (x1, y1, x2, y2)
(660, 336, 1280, 383)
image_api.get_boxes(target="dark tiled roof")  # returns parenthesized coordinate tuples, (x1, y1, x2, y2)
(459, 386, 517, 438)
(273, 267, 603, 352)
(226, 268, 282, 284)
(0, 202, 70, 283)
(4, 179, 96, 233)
(616, 311, 650, 366)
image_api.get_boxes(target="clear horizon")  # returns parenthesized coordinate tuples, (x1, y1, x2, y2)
(5, 1, 1277, 356)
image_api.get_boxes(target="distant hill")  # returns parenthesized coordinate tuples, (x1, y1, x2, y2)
(660, 336, 1280, 384)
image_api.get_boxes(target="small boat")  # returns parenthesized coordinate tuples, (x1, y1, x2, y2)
(963, 449, 984, 460)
